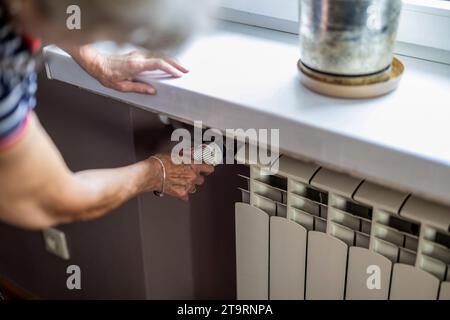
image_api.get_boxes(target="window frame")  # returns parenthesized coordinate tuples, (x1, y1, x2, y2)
(217, 0, 450, 64)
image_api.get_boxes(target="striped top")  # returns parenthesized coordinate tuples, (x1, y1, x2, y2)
(0, 4, 39, 150)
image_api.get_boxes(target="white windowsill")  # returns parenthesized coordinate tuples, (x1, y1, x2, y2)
(44, 21, 450, 206)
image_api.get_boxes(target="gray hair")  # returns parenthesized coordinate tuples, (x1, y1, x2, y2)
(38, 0, 213, 50)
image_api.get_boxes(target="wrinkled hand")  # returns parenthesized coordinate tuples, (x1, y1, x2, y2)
(151, 153, 214, 201)
(69, 46, 188, 94)
(65, 44, 190, 95)
(95, 51, 189, 95)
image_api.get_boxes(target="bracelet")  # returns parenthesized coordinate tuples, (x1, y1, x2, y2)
(150, 156, 166, 197)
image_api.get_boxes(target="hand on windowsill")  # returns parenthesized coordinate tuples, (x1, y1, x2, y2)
(67, 45, 189, 95)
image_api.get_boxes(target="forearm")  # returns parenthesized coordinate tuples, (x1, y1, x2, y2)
(0, 114, 162, 229)
(58, 159, 161, 222)
(1, 161, 160, 229)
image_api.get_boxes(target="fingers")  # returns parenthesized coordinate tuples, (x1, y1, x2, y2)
(146, 59, 184, 78)
(100, 51, 189, 95)
(164, 57, 189, 74)
(195, 164, 215, 176)
(115, 81, 156, 95)
(188, 185, 197, 195)
(160, 152, 215, 201)
(190, 164, 213, 182)
(194, 174, 205, 186)
(172, 186, 189, 201)
(169, 170, 205, 201)
(178, 169, 205, 187)
(174, 181, 197, 201)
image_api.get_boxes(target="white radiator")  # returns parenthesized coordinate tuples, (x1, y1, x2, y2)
(235, 154, 450, 300)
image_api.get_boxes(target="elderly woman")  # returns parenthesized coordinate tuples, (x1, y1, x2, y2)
(0, 0, 214, 230)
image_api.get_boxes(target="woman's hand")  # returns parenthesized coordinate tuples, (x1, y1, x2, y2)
(0, 114, 215, 230)
(68, 46, 189, 95)
(95, 51, 189, 95)
(148, 153, 214, 201)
